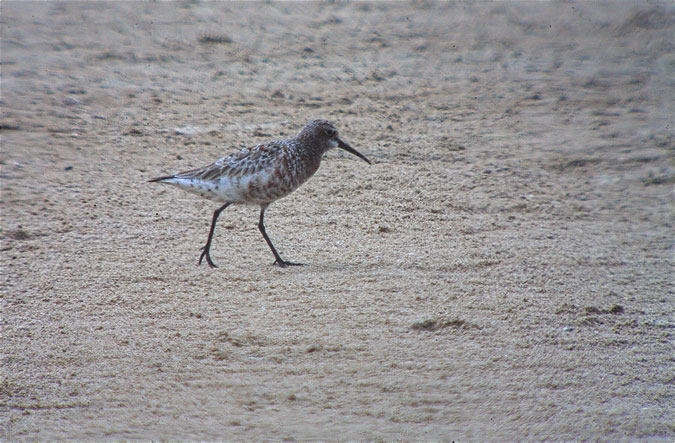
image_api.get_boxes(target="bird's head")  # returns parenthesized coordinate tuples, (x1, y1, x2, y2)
(296, 119, 371, 164)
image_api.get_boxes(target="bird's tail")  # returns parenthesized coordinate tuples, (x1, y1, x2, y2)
(148, 175, 176, 183)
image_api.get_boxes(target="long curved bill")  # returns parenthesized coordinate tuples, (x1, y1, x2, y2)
(337, 138, 371, 164)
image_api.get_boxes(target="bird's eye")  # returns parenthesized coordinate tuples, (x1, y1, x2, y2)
(324, 128, 336, 137)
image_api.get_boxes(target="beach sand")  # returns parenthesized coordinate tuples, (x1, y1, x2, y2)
(2, 2, 673, 439)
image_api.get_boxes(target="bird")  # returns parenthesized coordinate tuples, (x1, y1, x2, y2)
(149, 119, 371, 268)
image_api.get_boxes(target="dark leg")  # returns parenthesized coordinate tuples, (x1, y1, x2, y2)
(258, 205, 303, 268)
(199, 202, 231, 268)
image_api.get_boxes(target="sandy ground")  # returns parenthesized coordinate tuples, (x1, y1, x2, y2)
(1, 1, 673, 440)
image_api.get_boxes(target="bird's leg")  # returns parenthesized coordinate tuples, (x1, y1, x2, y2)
(258, 205, 303, 268)
(199, 203, 231, 268)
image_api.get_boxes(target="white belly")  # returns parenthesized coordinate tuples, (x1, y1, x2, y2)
(162, 169, 292, 205)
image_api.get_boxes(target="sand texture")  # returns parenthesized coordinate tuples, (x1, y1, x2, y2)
(2, 1, 674, 440)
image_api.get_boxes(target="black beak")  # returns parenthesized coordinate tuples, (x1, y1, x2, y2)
(337, 138, 371, 165)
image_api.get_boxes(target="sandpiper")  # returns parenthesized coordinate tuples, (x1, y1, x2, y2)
(149, 119, 371, 268)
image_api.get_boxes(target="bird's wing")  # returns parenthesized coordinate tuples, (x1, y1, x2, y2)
(168, 140, 289, 182)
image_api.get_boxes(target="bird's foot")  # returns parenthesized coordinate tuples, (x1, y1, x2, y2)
(274, 259, 304, 268)
(199, 246, 218, 268)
